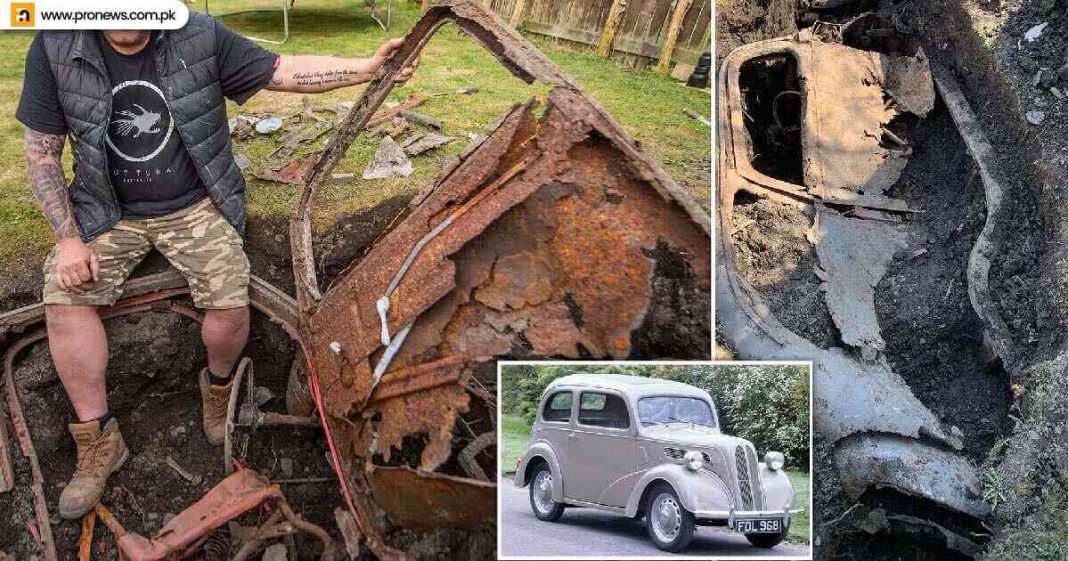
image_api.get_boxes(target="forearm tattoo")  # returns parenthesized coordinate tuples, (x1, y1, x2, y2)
(291, 68, 370, 87)
(24, 129, 77, 239)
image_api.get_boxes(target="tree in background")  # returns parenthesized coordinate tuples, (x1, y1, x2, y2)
(501, 363, 811, 470)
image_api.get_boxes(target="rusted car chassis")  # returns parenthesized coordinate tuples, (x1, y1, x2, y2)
(0, 2, 711, 559)
(716, 33, 1014, 556)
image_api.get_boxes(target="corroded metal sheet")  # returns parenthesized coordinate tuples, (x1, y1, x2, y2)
(285, 2, 711, 553)
(367, 466, 496, 530)
(716, 35, 987, 524)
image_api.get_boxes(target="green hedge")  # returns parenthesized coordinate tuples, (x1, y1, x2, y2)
(500, 364, 811, 470)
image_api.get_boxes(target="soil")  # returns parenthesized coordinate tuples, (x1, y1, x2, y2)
(0, 191, 499, 560)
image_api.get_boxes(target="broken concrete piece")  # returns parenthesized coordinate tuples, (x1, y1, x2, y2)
(403, 132, 456, 155)
(1026, 109, 1046, 125)
(255, 116, 284, 134)
(362, 136, 413, 179)
(811, 210, 907, 355)
(1025, 22, 1048, 42)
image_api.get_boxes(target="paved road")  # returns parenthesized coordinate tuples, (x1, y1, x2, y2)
(501, 480, 811, 558)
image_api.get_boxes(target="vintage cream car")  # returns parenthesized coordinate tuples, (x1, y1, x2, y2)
(514, 374, 801, 552)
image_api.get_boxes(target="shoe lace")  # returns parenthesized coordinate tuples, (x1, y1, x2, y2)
(74, 436, 109, 476)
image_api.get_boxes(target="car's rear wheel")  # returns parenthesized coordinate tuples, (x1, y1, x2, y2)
(645, 483, 695, 552)
(528, 464, 565, 522)
(745, 523, 788, 548)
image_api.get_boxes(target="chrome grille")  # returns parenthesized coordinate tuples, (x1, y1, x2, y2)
(744, 444, 764, 508)
(735, 446, 754, 510)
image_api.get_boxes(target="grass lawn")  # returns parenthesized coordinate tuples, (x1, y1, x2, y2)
(786, 469, 811, 545)
(0, 0, 710, 277)
(500, 413, 531, 474)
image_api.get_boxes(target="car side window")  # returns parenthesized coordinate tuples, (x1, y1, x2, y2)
(578, 392, 630, 429)
(542, 391, 572, 423)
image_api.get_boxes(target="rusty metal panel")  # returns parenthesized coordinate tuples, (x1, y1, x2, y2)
(367, 466, 496, 530)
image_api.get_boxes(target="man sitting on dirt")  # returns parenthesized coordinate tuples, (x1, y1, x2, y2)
(16, 14, 414, 520)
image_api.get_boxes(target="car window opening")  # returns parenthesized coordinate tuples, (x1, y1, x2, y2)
(739, 53, 804, 185)
(542, 391, 572, 423)
(578, 392, 630, 429)
(638, 396, 716, 428)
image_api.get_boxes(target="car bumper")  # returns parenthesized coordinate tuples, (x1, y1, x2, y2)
(693, 508, 805, 530)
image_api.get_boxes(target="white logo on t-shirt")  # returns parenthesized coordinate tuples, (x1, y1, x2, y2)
(105, 79, 174, 163)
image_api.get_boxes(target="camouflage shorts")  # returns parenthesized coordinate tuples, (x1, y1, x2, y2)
(43, 198, 250, 309)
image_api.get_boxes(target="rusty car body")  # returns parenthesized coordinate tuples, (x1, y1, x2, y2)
(715, 30, 1011, 556)
(0, 2, 711, 559)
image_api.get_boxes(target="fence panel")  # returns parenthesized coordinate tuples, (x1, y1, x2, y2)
(485, 0, 710, 66)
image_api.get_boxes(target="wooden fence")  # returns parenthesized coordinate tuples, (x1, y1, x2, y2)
(483, 0, 711, 69)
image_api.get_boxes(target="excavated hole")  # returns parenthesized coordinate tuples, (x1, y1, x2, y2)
(729, 84, 1012, 561)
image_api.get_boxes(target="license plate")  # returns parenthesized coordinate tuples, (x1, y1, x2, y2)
(737, 518, 781, 533)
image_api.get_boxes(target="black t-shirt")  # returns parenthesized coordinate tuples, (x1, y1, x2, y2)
(16, 24, 279, 218)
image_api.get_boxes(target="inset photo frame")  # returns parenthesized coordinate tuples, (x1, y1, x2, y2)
(497, 360, 814, 560)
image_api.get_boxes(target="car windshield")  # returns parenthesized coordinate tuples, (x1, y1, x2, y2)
(637, 396, 716, 428)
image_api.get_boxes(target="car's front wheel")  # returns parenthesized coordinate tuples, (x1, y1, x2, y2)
(645, 483, 695, 552)
(745, 523, 788, 548)
(528, 464, 565, 522)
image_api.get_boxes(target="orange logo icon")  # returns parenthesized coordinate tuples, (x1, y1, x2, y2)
(11, 3, 34, 27)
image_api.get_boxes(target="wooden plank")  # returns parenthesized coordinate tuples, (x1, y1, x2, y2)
(509, 0, 528, 26)
(655, 0, 693, 73)
(596, 0, 628, 58)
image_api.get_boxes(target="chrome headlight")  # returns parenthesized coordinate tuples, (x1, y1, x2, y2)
(765, 451, 785, 471)
(683, 450, 704, 471)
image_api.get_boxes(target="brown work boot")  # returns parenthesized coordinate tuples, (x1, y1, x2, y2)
(199, 368, 234, 446)
(59, 418, 129, 520)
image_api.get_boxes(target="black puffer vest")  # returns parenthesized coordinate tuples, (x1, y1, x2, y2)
(40, 12, 246, 240)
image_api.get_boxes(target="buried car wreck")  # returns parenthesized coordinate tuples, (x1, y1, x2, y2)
(715, 21, 1020, 560)
(515, 374, 800, 553)
(0, 1, 711, 559)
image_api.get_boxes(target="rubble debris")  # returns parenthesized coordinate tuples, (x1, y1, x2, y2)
(165, 455, 203, 486)
(253, 155, 317, 185)
(234, 154, 252, 170)
(403, 132, 456, 155)
(1026, 109, 1046, 125)
(362, 136, 413, 179)
(270, 123, 335, 160)
(1024, 22, 1048, 42)
(255, 116, 284, 134)
(365, 96, 425, 131)
(334, 507, 362, 560)
(280, 458, 294, 478)
(401, 110, 442, 130)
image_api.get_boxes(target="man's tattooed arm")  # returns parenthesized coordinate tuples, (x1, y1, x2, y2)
(24, 128, 78, 239)
(265, 38, 412, 93)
